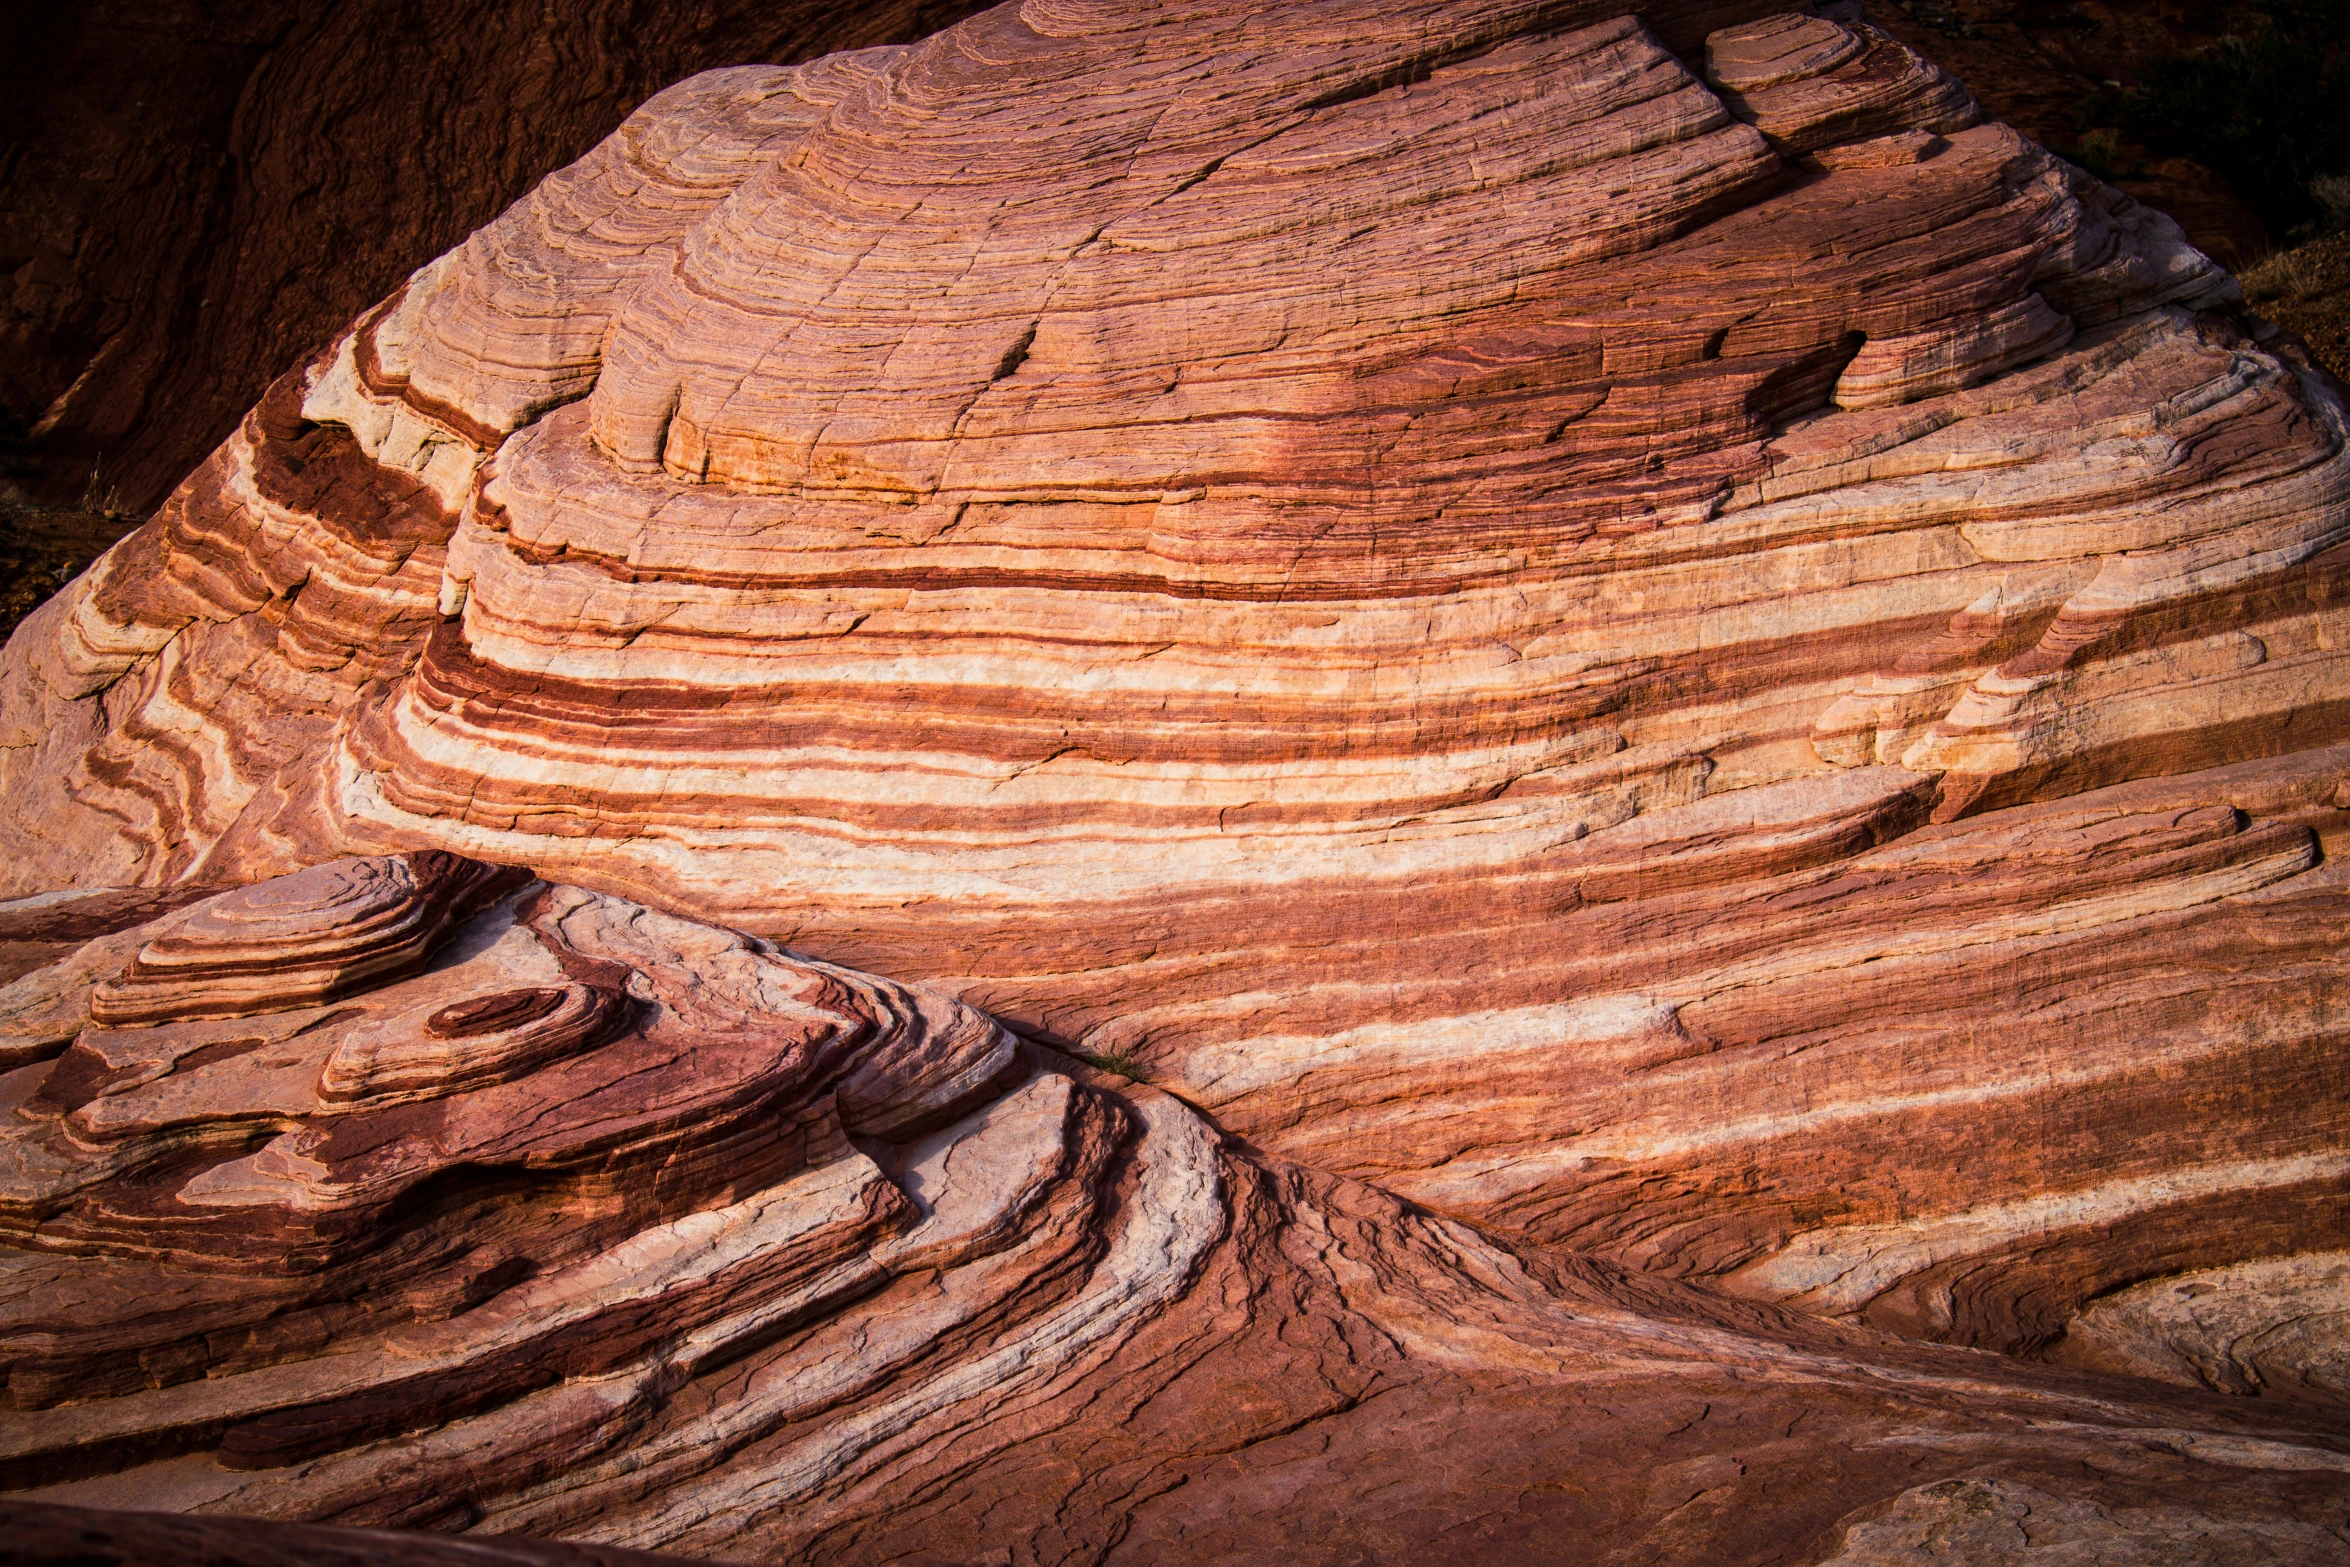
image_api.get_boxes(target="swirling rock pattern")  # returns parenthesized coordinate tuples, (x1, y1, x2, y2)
(2, 0, 2350, 1557)
(90, 853, 527, 1028)
(1, 0, 997, 522)
(3, 856, 2350, 1564)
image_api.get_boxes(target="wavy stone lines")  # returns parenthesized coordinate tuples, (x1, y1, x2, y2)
(583, 13, 1780, 496)
(4, 0, 2323, 945)
(3, 859, 2350, 1561)
(0, 857, 1020, 1469)
(1706, 11, 1975, 157)
(90, 853, 526, 1027)
(0, 359, 460, 890)
(0, 46, 890, 893)
(358, 52, 906, 455)
(343, 219, 2281, 915)
(1, 0, 2349, 1554)
(1103, 746, 2350, 1352)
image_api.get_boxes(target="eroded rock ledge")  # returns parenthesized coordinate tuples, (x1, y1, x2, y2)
(0, 855, 2347, 1563)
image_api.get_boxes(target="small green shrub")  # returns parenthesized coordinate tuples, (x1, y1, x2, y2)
(2073, 126, 2133, 183)
(1078, 1049, 1153, 1082)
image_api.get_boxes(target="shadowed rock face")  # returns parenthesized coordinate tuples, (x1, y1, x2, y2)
(0, 0, 993, 520)
(3, 0, 2350, 1558)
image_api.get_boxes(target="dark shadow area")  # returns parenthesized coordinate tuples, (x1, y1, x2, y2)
(0, 0, 991, 531)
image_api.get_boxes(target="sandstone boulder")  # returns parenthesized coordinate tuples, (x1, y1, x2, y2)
(3, 0, 2349, 1558)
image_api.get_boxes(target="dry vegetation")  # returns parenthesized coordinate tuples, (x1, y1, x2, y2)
(2243, 228, 2350, 383)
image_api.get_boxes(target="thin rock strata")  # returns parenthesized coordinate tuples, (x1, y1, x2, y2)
(2, 855, 2349, 1564)
(1, 0, 2349, 1559)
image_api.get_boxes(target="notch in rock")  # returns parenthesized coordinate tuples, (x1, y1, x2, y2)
(992, 322, 1038, 382)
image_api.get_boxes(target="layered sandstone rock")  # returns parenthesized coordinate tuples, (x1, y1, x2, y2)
(3, 0, 2350, 1558)
(4, 856, 2350, 1563)
(0, 1498, 694, 1567)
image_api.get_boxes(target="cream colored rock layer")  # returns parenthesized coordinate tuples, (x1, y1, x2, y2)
(7, 859, 2350, 1561)
(1, 0, 2348, 1461)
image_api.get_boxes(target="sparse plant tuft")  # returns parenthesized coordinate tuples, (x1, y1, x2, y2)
(1078, 1049, 1153, 1082)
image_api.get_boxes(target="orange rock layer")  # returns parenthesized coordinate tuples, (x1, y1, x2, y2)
(2, 856, 2348, 1563)
(2, 0, 2349, 1558)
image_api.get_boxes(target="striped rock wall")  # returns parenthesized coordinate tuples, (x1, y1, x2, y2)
(2, 858, 2348, 1562)
(2, 0, 2349, 1556)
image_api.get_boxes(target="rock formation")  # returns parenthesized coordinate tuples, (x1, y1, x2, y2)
(4, 853, 2350, 1563)
(0, 1497, 692, 1567)
(0, 0, 992, 520)
(1855, 0, 2274, 271)
(3, 0, 2350, 1559)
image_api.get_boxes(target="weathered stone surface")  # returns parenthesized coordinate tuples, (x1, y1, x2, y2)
(0, 1497, 694, 1567)
(2, 856, 2349, 1564)
(1816, 1477, 2350, 1565)
(3, 0, 2350, 1558)
(2055, 1250, 2350, 1407)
